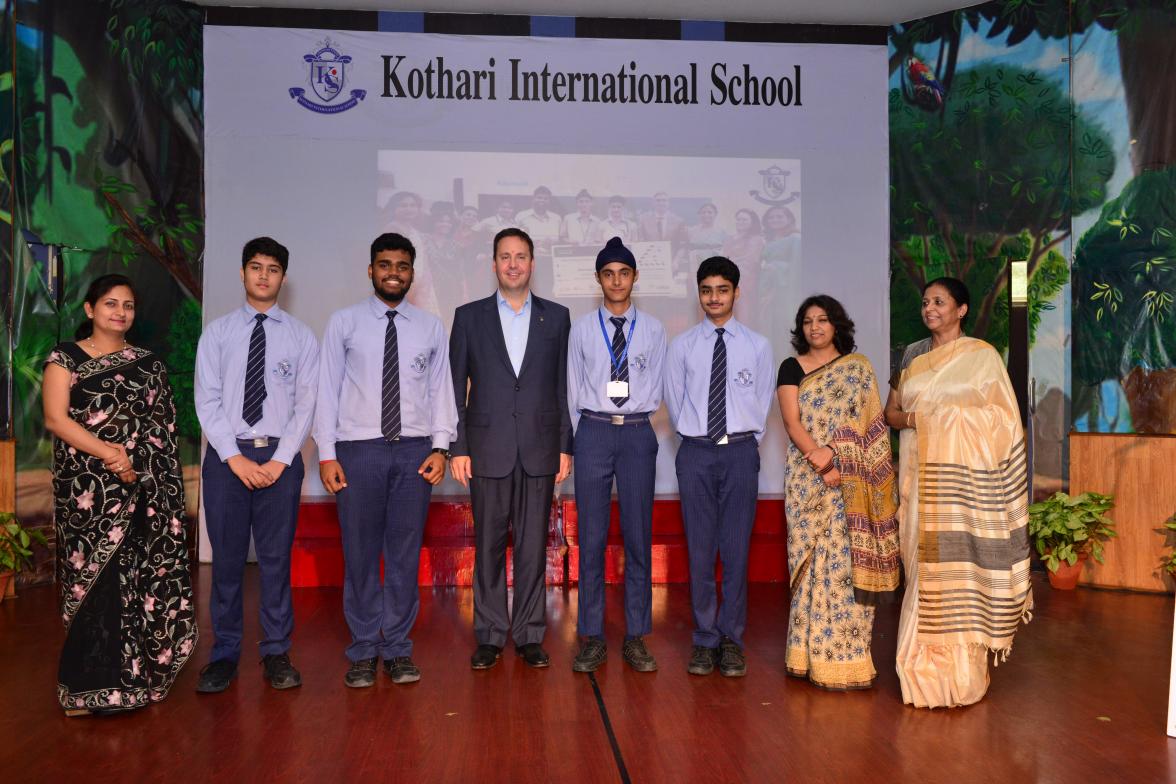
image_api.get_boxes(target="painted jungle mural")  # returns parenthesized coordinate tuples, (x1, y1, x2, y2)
(7, 0, 203, 586)
(889, 1, 1176, 500)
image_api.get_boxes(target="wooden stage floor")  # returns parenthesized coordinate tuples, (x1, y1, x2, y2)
(1, 568, 1173, 783)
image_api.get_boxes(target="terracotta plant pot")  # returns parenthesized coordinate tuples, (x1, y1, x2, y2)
(1121, 366, 1176, 434)
(0, 571, 13, 603)
(1047, 553, 1089, 590)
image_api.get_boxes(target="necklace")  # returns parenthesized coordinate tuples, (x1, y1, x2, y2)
(86, 336, 128, 357)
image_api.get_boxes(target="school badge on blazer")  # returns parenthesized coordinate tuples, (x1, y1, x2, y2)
(412, 352, 429, 373)
(632, 353, 648, 372)
(273, 359, 294, 379)
(735, 368, 754, 387)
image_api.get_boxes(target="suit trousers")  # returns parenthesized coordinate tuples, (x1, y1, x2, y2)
(471, 462, 555, 648)
(336, 437, 432, 661)
(202, 442, 305, 663)
(573, 416, 657, 638)
(675, 437, 760, 649)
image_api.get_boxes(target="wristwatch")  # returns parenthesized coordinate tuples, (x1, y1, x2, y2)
(431, 447, 451, 460)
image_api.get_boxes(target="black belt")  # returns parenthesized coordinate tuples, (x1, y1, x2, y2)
(581, 411, 652, 426)
(678, 432, 755, 445)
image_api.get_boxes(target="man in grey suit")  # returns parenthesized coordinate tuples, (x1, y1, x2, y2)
(449, 227, 573, 670)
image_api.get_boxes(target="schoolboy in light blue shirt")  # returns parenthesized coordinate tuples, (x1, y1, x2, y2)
(195, 236, 319, 694)
(665, 255, 773, 678)
(567, 237, 666, 674)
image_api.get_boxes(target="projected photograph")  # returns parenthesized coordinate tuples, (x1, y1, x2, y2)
(375, 150, 802, 339)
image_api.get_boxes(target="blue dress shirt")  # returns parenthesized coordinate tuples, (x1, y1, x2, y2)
(314, 296, 458, 460)
(567, 304, 667, 432)
(665, 317, 775, 442)
(195, 303, 320, 466)
(496, 290, 531, 376)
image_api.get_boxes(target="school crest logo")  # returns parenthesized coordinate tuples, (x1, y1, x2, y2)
(412, 352, 429, 373)
(632, 353, 648, 372)
(272, 359, 293, 379)
(734, 368, 754, 387)
(749, 164, 800, 207)
(289, 38, 367, 115)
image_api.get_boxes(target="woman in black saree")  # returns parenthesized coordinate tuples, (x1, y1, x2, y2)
(42, 274, 197, 715)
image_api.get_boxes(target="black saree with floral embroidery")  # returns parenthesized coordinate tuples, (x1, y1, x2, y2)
(46, 342, 197, 713)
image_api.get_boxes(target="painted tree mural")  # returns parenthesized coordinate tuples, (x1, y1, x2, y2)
(890, 62, 1113, 353)
(7, 0, 204, 584)
(892, 0, 1176, 434)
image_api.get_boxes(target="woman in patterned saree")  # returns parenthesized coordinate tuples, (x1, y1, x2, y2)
(42, 274, 197, 715)
(883, 277, 1032, 708)
(776, 295, 900, 689)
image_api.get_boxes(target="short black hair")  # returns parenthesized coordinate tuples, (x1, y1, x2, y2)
(493, 227, 534, 257)
(696, 256, 740, 288)
(370, 232, 416, 264)
(923, 276, 971, 324)
(241, 236, 289, 271)
(791, 294, 857, 355)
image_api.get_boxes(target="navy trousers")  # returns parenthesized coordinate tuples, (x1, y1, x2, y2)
(675, 437, 760, 649)
(335, 437, 433, 662)
(573, 416, 657, 639)
(202, 442, 304, 663)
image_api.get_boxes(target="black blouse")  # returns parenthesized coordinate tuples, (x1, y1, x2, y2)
(776, 356, 805, 387)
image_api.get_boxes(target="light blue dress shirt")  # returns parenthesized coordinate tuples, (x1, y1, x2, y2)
(567, 304, 667, 432)
(496, 290, 532, 376)
(665, 317, 775, 442)
(195, 303, 320, 466)
(314, 296, 458, 461)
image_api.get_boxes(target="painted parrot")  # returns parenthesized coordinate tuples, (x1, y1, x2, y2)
(905, 56, 944, 111)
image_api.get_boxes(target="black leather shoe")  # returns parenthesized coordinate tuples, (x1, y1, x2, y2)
(471, 644, 503, 670)
(718, 637, 747, 678)
(515, 643, 550, 669)
(262, 653, 302, 690)
(572, 638, 607, 673)
(344, 657, 378, 688)
(196, 659, 237, 693)
(622, 637, 658, 673)
(383, 656, 421, 684)
(687, 645, 718, 676)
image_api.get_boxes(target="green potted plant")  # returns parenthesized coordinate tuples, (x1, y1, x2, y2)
(1027, 491, 1117, 590)
(1160, 513, 1176, 579)
(0, 512, 48, 601)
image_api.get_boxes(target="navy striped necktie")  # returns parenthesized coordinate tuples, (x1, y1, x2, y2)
(381, 310, 401, 440)
(609, 316, 630, 407)
(706, 327, 727, 443)
(242, 313, 267, 426)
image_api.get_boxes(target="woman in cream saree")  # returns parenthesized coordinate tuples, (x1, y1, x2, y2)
(885, 278, 1032, 708)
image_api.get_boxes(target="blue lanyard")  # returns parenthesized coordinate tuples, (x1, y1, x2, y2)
(597, 308, 637, 376)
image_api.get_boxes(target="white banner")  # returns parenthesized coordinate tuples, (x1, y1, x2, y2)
(204, 25, 889, 501)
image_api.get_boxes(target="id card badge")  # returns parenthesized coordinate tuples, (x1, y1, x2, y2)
(606, 380, 630, 398)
